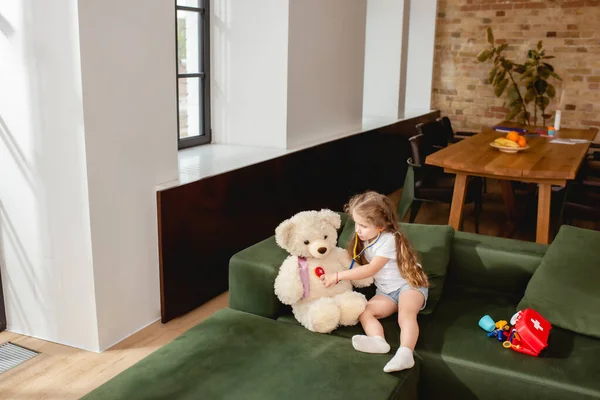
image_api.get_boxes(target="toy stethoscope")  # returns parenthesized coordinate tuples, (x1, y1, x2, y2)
(349, 230, 383, 269)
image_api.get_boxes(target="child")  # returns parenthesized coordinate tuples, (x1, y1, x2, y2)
(320, 191, 428, 373)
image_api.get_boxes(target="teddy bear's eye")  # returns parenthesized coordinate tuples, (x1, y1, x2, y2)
(304, 240, 310, 245)
(324, 235, 328, 239)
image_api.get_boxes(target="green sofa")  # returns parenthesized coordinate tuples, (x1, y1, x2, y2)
(84, 217, 600, 400)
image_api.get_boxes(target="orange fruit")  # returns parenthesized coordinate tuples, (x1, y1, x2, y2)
(506, 131, 520, 142)
(518, 136, 527, 148)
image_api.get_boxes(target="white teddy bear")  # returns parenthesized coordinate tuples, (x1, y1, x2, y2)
(274, 209, 373, 333)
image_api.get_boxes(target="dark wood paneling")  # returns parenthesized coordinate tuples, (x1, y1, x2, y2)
(157, 112, 440, 322)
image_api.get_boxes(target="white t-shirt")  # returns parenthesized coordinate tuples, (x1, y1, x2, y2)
(363, 232, 407, 293)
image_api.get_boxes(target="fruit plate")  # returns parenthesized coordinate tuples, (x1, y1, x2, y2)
(489, 142, 529, 153)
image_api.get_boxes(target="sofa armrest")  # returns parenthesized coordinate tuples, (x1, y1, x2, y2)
(229, 236, 288, 319)
(229, 212, 351, 318)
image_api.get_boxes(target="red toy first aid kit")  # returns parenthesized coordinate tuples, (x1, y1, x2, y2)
(506, 309, 551, 356)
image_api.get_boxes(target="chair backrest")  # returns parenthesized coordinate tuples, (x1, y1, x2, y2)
(437, 116, 455, 142)
(416, 120, 449, 150)
(408, 133, 434, 167)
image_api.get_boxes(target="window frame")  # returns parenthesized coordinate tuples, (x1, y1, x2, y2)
(175, 1, 211, 149)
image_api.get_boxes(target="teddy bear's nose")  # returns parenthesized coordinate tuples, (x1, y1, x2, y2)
(318, 247, 327, 254)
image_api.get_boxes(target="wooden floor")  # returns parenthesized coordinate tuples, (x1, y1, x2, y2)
(0, 293, 229, 400)
(1, 180, 595, 400)
(391, 179, 536, 241)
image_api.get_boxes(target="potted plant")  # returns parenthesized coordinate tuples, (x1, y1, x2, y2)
(477, 27, 562, 127)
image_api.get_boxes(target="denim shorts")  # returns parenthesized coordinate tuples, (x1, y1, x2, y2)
(375, 284, 429, 311)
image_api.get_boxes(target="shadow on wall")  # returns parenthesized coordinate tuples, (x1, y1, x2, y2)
(0, 11, 15, 38)
(0, 0, 87, 338)
(211, 0, 231, 143)
(0, 113, 36, 333)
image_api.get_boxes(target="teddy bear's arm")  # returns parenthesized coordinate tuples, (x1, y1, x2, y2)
(334, 248, 374, 288)
(335, 247, 353, 269)
(274, 256, 304, 305)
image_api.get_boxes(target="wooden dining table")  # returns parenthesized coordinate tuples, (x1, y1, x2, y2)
(425, 121, 598, 244)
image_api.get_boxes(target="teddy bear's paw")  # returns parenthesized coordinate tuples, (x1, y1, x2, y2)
(351, 277, 374, 288)
(307, 298, 341, 333)
(335, 291, 368, 326)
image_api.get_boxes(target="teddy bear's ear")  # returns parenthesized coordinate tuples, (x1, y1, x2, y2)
(319, 209, 341, 230)
(275, 218, 295, 250)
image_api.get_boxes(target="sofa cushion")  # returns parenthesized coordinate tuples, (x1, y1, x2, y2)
(400, 223, 454, 314)
(448, 230, 547, 296)
(339, 220, 454, 314)
(518, 225, 600, 339)
(83, 309, 419, 400)
(417, 286, 600, 400)
(279, 285, 600, 400)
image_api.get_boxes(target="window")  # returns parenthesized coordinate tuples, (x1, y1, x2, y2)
(176, 0, 211, 149)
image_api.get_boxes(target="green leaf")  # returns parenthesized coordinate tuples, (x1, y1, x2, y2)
(494, 70, 507, 86)
(538, 96, 550, 109)
(538, 66, 550, 79)
(501, 59, 513, 70)
(487, 27, 494, 45)
(537, 40, 543, 51)
(513, 64, 526, 74)
(506, 106, 521, 121)
(497, 43, 508, 53)
(507, 85, 520, 103)
(488, 66, 498, 83)
(477, 49, 492, 62)
(495, 79, 509, 97)
(510, 98, 522, 107)
(524, 88, 536, 104)
(534, 79, 548, 94)
(550, 71, 562, 81)
(542, 56, 555, 60)
(542, 62, 554, 72)
(521, 69, 535, 80)
(547, 84, 556, 98)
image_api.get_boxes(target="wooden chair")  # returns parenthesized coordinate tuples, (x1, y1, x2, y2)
(415, 120, 450, 150)
(437, 116, 478, 143)
(398, 133, 483, 233)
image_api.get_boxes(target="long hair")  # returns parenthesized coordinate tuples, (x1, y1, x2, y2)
(344, 191, 428, 288)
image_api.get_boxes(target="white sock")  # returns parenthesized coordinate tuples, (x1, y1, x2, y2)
(351, 335, 390, 354)
(383, 346, 415, 373)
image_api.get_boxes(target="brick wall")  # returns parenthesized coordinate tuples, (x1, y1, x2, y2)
(432, 0, 600, 134)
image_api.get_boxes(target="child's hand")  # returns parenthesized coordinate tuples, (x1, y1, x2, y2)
(320, 273, 338, 288)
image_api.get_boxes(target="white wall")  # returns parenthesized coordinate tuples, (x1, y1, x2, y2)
(363, 0, 408, 118)
(404, 0, 438, 115)
(210, 0, 289, 148)
(286, 0, 367, 150)
(0, 0, 178, 352)
(0, 0, 99, 351)
(363, 0, 394, 117)
(77, 0, 179, 351)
